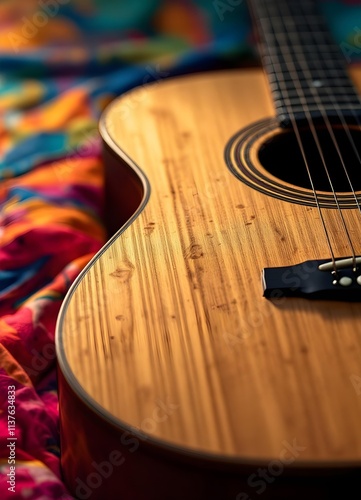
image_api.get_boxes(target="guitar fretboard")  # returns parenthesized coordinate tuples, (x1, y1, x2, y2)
(250, 0, 361, 126)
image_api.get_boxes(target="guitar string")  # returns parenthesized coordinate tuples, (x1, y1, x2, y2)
(257, 0, 361, 271)
(281, 0, 361, 178)
(294, 0, 361, 204)
(257, 1, 340, 270)
(280, 0, 361, 270)
(259, 0, 361, 174)
(262, 0, 358, 273)
(294, 1, 361, 214)
(253, 2, 338, 271)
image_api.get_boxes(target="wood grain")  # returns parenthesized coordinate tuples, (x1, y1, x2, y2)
(57, 68, 361, 467)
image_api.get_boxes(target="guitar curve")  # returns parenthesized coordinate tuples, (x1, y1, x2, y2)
(56, 68, 361, 499)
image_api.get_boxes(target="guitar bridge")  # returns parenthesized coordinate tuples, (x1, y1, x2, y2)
(262, 257, 361, 301)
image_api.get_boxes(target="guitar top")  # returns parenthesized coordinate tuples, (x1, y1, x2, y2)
(56, 1, 361, 498)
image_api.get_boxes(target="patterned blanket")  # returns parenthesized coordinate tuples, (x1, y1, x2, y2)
(0, 1, 360, 498)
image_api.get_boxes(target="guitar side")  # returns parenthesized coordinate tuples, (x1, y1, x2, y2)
(56, 68, 361, 499)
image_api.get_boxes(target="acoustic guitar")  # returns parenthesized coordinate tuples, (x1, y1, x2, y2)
(56, 0, 361, 498)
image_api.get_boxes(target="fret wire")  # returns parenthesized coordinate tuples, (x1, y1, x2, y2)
(265, 50, 347, 70)
(260, 29, 335, 44)
(270, 74, 360, 105)
(267, 63, 347, 81)
(261, 43, 348, 86)
(266, 42, 346, 60)
(266, 43, 341, 54)
(265, 46, 344, 58)
(268, 74, 353, 84)
(259, 20, 330, 34)
(275, 87, 358, 98)
(267, 44, 343, 55)
(268, 54, 361, 108)
(276, 106, 361, 112)
(269, 78, 356, 93)
(259, 16, 327, 27)
(274, 99, 361, 111)
(273, 92, 361, 99)
(272, 94, 361, 104)
(265, 59, 353, 84)
(271, 81, 361, 111)
(277, 44, 344, 56)
(275, 101, 361, 107)
(262, 75, 361, 112)
(256, 0, 319, 16)
(259, 19, 339, 46)
(271, 79, 356, 90)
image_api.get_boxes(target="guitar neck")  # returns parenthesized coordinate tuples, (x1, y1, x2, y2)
(249, 0, 361, 126)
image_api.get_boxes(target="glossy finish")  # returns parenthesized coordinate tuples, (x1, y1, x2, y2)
(56, 68, 361, 499)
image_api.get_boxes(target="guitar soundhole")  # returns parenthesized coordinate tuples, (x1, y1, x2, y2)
(225, 118, 361, 208)
(258, 125, 361, 192)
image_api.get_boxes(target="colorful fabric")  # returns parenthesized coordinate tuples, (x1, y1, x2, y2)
(0, 1, 360, 498)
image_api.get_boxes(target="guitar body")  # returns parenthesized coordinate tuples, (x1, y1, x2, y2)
(56, 68, 361, 499)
